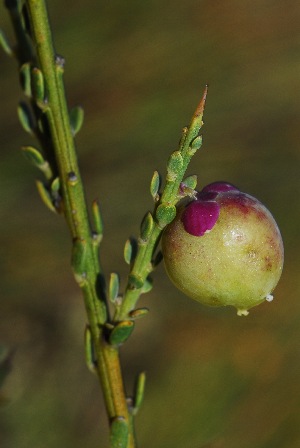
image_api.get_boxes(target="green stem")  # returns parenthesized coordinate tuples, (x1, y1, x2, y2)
(23, 1, 135, 445)
(116, 226, 161, 321)
(116, 88, 207, 322)
(5, 1, 207, 445)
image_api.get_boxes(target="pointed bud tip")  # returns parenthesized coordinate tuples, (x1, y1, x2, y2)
(193, 85, 209, 118)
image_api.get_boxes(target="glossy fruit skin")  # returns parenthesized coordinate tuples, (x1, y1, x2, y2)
(162, 182, 284, 315)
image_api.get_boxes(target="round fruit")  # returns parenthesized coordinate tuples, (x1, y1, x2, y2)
(162, 182, 284, 315)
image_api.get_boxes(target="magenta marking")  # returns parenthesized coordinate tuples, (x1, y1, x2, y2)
(182, 201, 220, 236)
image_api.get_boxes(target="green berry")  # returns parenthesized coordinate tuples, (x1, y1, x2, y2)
(162, 182, 284, 315)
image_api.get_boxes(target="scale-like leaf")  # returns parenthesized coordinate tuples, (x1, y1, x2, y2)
(70, 106, 84, 136)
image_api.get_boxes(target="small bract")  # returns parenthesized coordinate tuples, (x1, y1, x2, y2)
(162, 182, 284, 315)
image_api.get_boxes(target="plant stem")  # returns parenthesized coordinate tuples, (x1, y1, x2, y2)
(115, 226, 161, 321)
(4, 1, 207, 445)
(115, 89, 207, 322)
(23, 1, 135, 445)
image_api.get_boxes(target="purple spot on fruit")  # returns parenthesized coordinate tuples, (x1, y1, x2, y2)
(201, 182, 239, 194)
(182, 200, 220, 236)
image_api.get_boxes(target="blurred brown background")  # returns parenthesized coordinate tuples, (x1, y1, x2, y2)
(0, 1, 299, 447)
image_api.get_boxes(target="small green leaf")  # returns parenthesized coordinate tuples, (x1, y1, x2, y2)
(128, 273, 144, 290)
(182, 174, 197, 190)
(21, 145, 44, 166)
(109, 273, 120, 303)
(70, 106, 84, 136)
(31, 67, 45, 106)
(36, 180, 56, 213)
(155, 203, 176, 227)
(167, 151, 183, 181)
(51, 177, 60, 193)
(123, 239, 132, 264)
(110, 417, 129, 448)
(71, 238, 88, 286)
(91, 200, 103, 239)
(188, 135, 203, 155)
(150, 170, 160, 201)
(141, 276, 153, 294)
(84, 326, 97, 374)
(22, 146, 53, 179)
(19, 63, 32, 97)
(123, 238, 137, 265)
(140, 212, 153, 241)
(133, 371, 146, 414)
(17, 102, 34, 134)
(50, 178, 62, 212)
(129, 308, 149, 319)
(0, 29, 13, 57)
(109, 321, 135, 346)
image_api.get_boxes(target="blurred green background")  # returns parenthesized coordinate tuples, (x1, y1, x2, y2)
(0, 0, 299, 447)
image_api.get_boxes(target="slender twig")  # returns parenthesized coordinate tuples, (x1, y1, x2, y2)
(115, 88, 207, 321)
(2, 1, 207, 446)
(5, 0, 136, 445)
